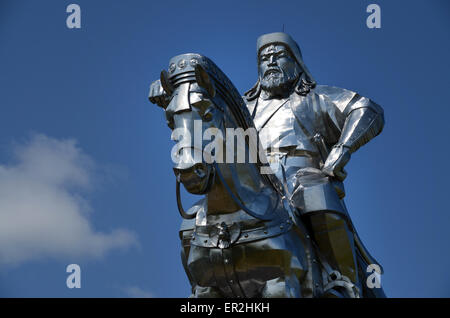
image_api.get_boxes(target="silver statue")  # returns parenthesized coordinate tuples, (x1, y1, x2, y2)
(149, 32, 386, 298)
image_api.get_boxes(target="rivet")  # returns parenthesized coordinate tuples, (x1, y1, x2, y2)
(204, 240, 208, 243)
(192, 237, 195, 241)
(189, 58, 198, 67)
(178, 59, 186, 69)
(168, 63, 176, 73)
(280, 225, 284, 230)
(264, 230, 268, 234)
(224, 259, 229, 264)
(244, 234, 249, 238)
(229, 280, 233, 284)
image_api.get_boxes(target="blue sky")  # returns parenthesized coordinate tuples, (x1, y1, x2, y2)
(0, 0, 449, 297)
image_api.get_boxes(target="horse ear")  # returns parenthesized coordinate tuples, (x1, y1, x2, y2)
(195, 64, 216, 98)
(160, 70, 174, 96)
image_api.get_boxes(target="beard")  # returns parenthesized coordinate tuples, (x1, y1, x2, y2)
(260, 68, 299, 98)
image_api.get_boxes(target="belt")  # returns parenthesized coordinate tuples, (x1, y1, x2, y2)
(266, 152, 321, 169)
(190, 218, 293, 249)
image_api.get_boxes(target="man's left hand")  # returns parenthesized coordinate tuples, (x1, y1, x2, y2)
(322, 144, 351, 181)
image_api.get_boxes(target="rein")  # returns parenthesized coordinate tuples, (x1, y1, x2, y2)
(175, 162, 278, 221)
(175, 173, 197, 219)
(213, 162, 277, 221)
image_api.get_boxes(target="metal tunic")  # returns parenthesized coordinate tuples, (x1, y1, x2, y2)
(246, 85, 382, 206)
(243, 84, 384, 272)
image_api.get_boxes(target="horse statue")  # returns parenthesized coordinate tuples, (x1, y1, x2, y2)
(149, 53, 380, 298)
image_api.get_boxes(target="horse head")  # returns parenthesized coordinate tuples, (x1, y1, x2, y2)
(160, 54, 225, 195)
(156, 53, 285, 221)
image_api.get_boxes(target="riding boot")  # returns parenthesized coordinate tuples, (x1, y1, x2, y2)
(307, 211, 360, 290)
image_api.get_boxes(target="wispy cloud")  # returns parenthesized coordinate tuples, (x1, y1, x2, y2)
(123, 286, 154, 298)
(0, 133, 138, 266)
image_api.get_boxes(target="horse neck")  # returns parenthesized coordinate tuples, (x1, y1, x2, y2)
(205, 122, 276, 215)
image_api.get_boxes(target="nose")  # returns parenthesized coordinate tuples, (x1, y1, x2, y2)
(166, 83, 191, 117)
(171, 110, 205, 171)
(268, 55, 277, 66)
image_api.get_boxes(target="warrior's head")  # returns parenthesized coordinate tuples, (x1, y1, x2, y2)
(245, 32, 316, 100)
(258, 44, 301, 98)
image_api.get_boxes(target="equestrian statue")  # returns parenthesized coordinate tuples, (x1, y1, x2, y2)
(148, 32, 386, 298)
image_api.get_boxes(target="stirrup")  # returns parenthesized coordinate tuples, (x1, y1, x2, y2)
(322, 270, 360, 298)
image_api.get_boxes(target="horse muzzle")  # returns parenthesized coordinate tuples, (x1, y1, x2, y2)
(173, 160, 214, 195)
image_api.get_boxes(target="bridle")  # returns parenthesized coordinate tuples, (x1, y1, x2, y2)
(174, 94, 286, 222)
(175, 162, 280, 221)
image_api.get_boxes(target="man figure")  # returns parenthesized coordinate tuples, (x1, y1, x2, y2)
(244, 32, 384, 296)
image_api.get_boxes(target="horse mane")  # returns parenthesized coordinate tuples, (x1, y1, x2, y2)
(192, 55, 255, 132)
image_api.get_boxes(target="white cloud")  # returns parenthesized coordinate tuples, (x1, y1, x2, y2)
(0, 133, 138, 266)
(123, 286, 154, 298)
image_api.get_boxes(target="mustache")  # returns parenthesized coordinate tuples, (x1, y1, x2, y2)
(263, 68, 283, 77)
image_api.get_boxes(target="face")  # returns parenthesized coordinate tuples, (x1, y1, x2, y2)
(258, 44, 300, 97)
(164, 82, 218, 195)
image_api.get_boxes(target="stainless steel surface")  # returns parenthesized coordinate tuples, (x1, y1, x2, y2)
(148, 32, 386, 298)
